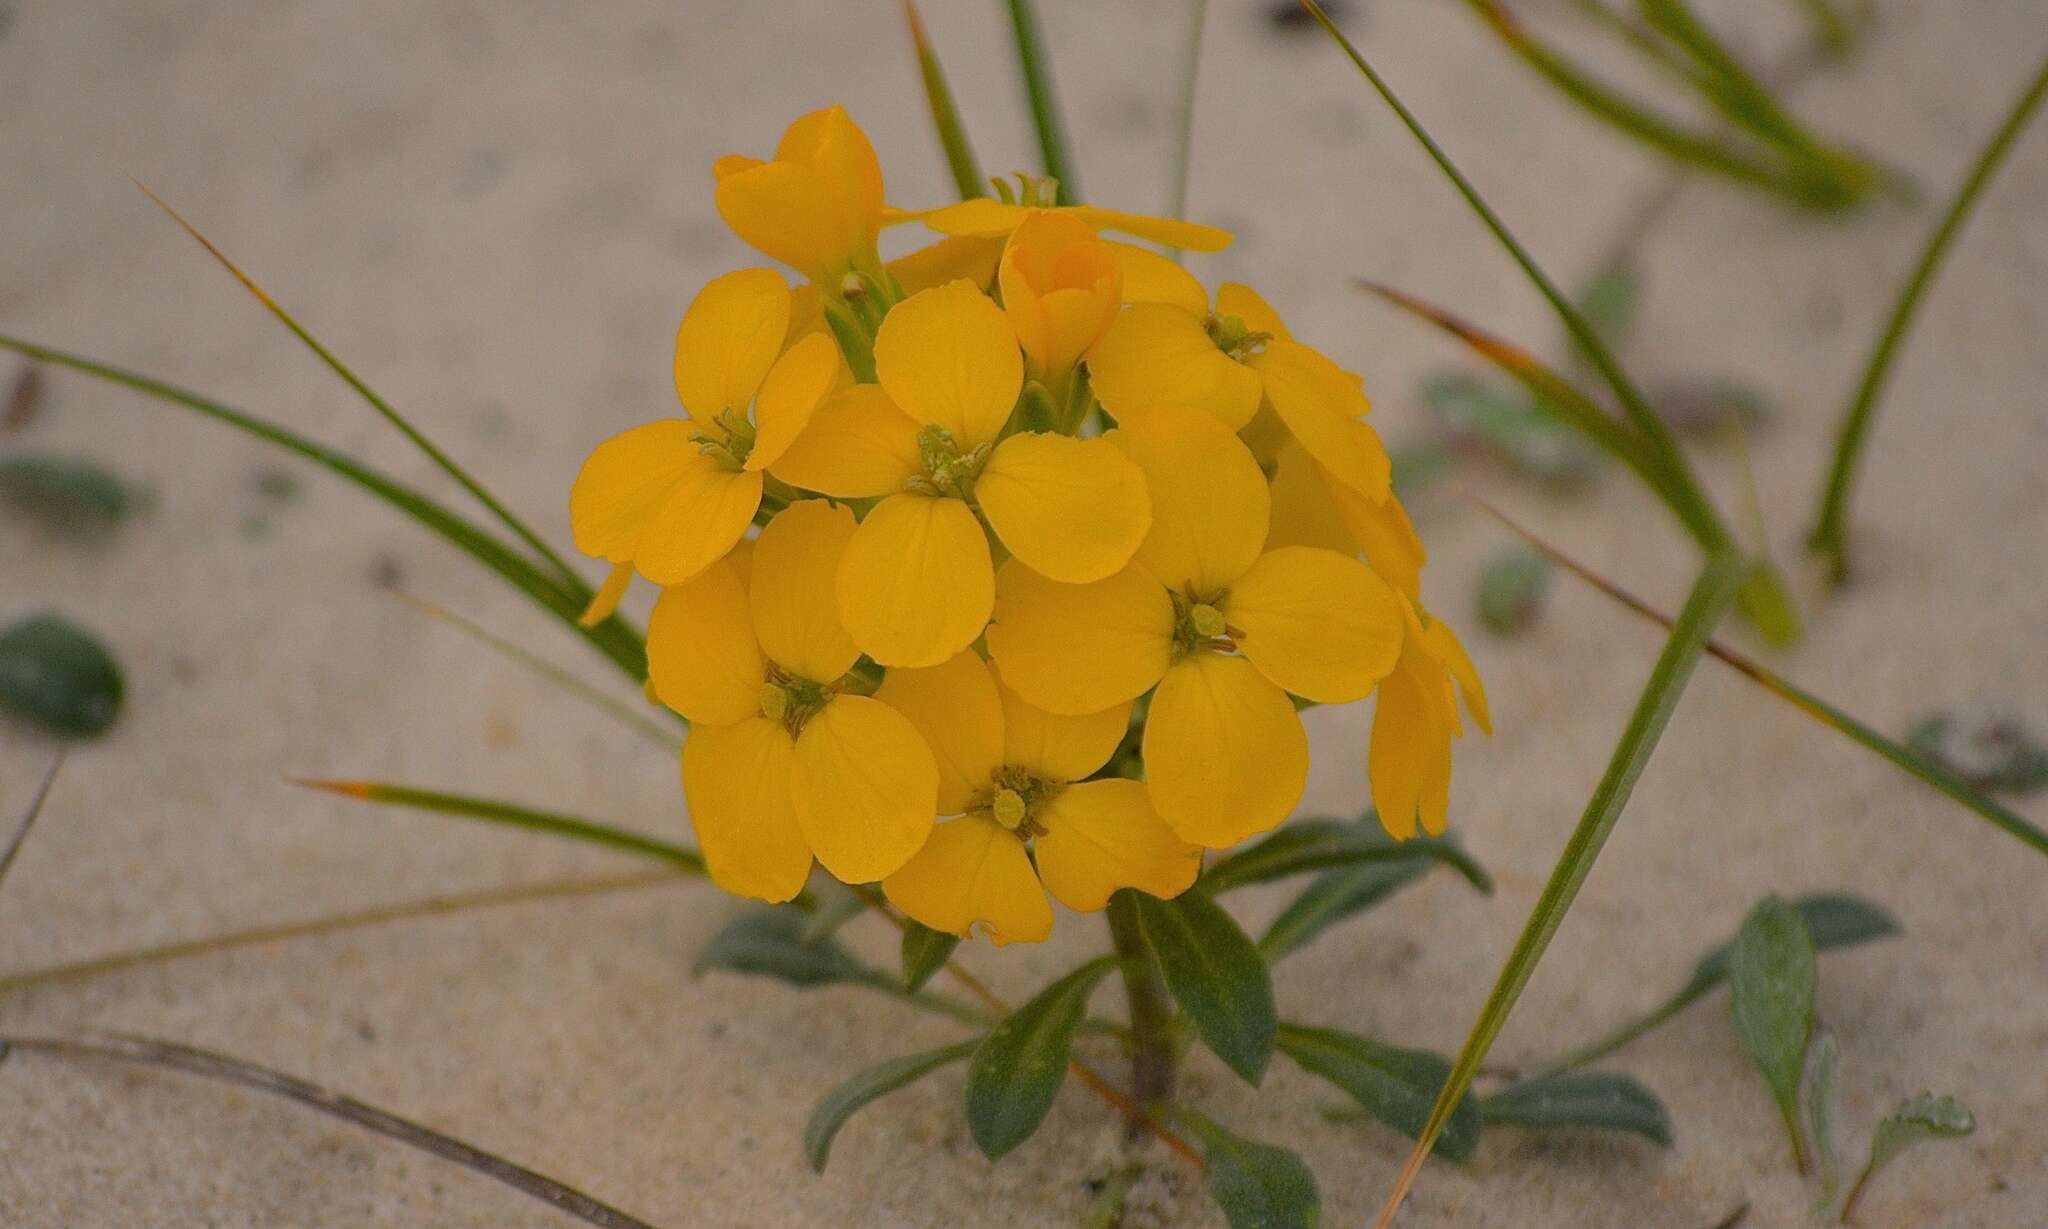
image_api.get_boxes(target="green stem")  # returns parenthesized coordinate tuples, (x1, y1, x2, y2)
(901, 0, 986, 201)
(1808, 52, 2048, 584)
(1004, 0, 1080, 202)
(1166, 0, 1210, 231)
(1105, 891, 1177, 1111)
(1520, 978, 1710, 1082)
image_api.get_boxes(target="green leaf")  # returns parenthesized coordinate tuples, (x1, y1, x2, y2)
(1477, 546, 1552, 637)
(1645, 375, 1776, 437)
(293, 779, 704, 873)
(1905, 710, 2048, 795)
(1802, 1029, 1842, 1202)
(1693, 893, 1898, 985)
(0, 612, 122, 736)
(1279, 1023, 1481, 1160)
(1002, 0, 1079, 202)
(1418, 370, 1597, 485)
(803, 1040, 977, 1172)
(899, 0, 985, 201)
(1570, 259, 1641, 368)
(899, 921, 960, 993)
(963, 956, 1114, 1159)
(1727, 895, 1817, 1171)
(1850, 1093, 1975, 1206)
(800, 884, 868, 946)
(1201, 816, 1490, 895)
(695, 909, 888, 990)
(1477, 1071, 1673, 1145)
(1175, 1107, 1320, 1229)
(1130, 890, 1275, 1084)
(1259, 859, 1431, 961)
(0, 455, 137, 529)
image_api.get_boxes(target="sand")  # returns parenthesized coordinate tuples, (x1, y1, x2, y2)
(2, 1, 2043, 1225)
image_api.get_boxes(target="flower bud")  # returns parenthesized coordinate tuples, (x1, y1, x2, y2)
(999, 210, 1122, 386)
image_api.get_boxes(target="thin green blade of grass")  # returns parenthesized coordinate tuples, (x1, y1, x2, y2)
(0, 336, 647, 682)
(1004, 0, 1080, 201)
(1633, 0, 1824, 157)
(900, 0, 985, 201)
(1808, 52, 2048, 584)
(291, 780, 705, 874)
(134, 184, 583, 592)
(0, 751, 66, 895)
(1479, 498, 2048, 856)
(4, 1032, 662, 1229)
(1166, 0, 1210, 231)
(1370, 553, 1746, 1227)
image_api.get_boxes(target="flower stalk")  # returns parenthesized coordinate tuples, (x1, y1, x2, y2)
(1105, 890, 1178, 1112)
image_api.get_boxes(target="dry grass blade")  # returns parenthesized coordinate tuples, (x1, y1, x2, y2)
(0, 750, 66, 895)
(3, 1032, 664, 1229)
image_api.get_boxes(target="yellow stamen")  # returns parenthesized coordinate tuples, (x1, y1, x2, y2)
(759, 683, 790, 723)
(1189, 603, 1227, 639)
(991, 788, 1027, 831)
(577, 562, 634, 628)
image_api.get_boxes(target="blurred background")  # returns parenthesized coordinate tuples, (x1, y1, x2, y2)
(2, 2, 2042, 1225)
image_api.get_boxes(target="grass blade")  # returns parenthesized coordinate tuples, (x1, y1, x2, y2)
(0, 335, 647, 682)
(1370, 552, 1746, 1226)
(900, 0, 985, 201)
(0, 751, 65, 896)
(291, 780, 704, 873)
(1003, 0, 1080, 201)
(1807, 53, 2048, 583)
(5, 1032, 661, 1229)
(135, 184, 583, 591)
(1166, 0, 1210, 228)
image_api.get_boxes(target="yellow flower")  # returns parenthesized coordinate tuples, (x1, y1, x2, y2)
(768, 278, 1153, 669)
(984, 407, 1405, 848)
(998, 210, 1122, 382)
(714, 106, 886, 284)
(1087, 282, 1392, 507)
(1369, 597, 1490, 839)
(875, 650, 1201, 945)
(569, 269, 840, 620)
(647, 500, 940, 900)
(1265, 436, 1427, 599)
(913, 196, 1233, 254)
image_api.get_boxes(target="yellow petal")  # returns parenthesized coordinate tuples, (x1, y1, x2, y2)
(713, 160, 855, 282)
(872, 278, 1021, 449)
(888, 235, 1004, 296)
(1422, 613, 1491, 736)
(569, 420, 698, 565)
(1142, 653, 1307, 848)
(1087, 304, 1263, 430)
(774, 105, 884, 241)
(985, 560, 1173, 715)
(673, 268, 791, 421)
(792, 695, 940, 883)
(1214, 282, 1291, 341)
(881, 815, 1052, 945)
(634, 457, 763, 586)
(998, 684, 1132, 783)
(681, 717, 812, 903)
(647, 557, 767, 725)
(1324, 470, 1426, 599)
(874, 651, 1006, 815)
(749, 500, 861, 683)
(836, 493, 993, 668)
(577, 561, 636, 628)
(978, 433, 1151, 584)
(1368, 663, 1454, 839)
(1110, 406, 1269, 594)
(769, 384, 923, 498)
(918, 198, 1032, 239)
(1265, 437, 1357, 555)
(1035, 779, 1202, 912)
(747, 331, 840, 471)
(1108, 241, 1208, 314)
(1251, 340, 1389, 503)
(1068, 206, 1233, 252)
(1000, 211, 1122, 375)
(1225, 546, 1403, 704)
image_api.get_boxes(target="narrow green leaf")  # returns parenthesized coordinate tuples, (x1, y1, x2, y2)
(1259, 859, 1431, 961)
(1418, 370, 1598, 486)
(1693, 893, 1897, 984)
(1201, 816, 1489, 895)
(0, 613, 122, 736)
(803, 1040, 978, 1172)
(1130, 890, 1275, 1084)
(1570, 259, 1641, 368)
(1803, 1029, 1842, 1203)
(1278, 1024, 1481, 1160)
(1728, 895, 1817, 1172)
(1174, 1106, 1320, 1229)
(1002, 0, 1080, 202)
(1477, 1071, 1673, 1145)
(0, 455, 137, 529)
(1165, 0, 1210, 228)
(899, 920, 960, 993)
(899, 0, 985, 201)
(1841, 1093, 1975, 1221)
(1477, 546, 1552, 637)
(695, 908, 888, 990)
(963, 957, 1115, 1159)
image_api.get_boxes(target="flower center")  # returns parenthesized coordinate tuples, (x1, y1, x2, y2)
(1171, 591, 1239, 659)
(1204, 312, 1271, 362)
(760, 668, 832, 735)
(983, 765, 1061, 839)
(693, 407, 756, 471)
(905, 424, 992, 499)
(991, 788, 1027, 831)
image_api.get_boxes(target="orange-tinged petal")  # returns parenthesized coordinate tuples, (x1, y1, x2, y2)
(1142, 653, 1307, 848)
(647, 557, 766, 725)
(1087, 304, 1263, 430)
(1214, 282, 1291, 341)
(872, 278, 1021, 449)
(1067, 206, 1232, 252)
(881, 815, 1052, 945)
(681, 717, 812, 903)
(774, 105, 884, 241)
(1422, 613, 1491, 736)
(746, 331, 840, 472)
(998, 684, 1131, 783)
(713, 160, 857, 282)
(1035, 778, 1202, 912)
(634, 458, 762, 585)
(569, 419, 698, 565)
(1111, 406, 1269, 594)
(978, 433, 1151, 584)
(1225, 546, 1403, 704)
(1251, 339, 1389, 503)
(1000, 211, 1122, 374)
(769, 384, 922, 498)
(918, 197, 1034, 238)
(1266, 437, 1357, 555)
(874, 651, 1005, 815)
(836, 493, 993, 668)
(749, 500, 861, 683)
(888, 235, 1003, 296)
(1109, 242, 1208, 314)
(1324, 469, 1425, 599)
(791, 695, 939, 883)
(673, 268, 790, 422)
(985, 560, 1173, 715)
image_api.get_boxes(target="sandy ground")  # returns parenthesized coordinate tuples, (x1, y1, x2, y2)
(2, 1, 2044, 1225)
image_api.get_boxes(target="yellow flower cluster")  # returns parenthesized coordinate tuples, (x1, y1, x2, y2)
(570, 107, 1488, 944)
